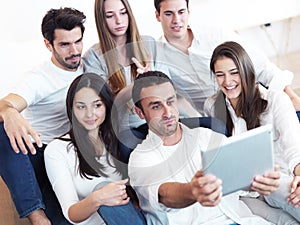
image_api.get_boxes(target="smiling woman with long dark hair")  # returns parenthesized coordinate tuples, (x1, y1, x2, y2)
(44, 73, 146, 225)
(205, 41, 300, 223)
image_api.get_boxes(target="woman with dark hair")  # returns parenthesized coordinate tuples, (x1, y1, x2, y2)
(204, 41, 300, 223)
(44, 73, 146, 225)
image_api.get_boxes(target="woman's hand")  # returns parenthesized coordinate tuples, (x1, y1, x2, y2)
(94, 179, 130, 207)
(132, 55, 151, 75)
(287, 176, 300, 207)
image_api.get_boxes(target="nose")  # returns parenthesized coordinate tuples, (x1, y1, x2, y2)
(172, 13, 180, 24)
(69, 43, 80, 55)
(86, 107, 94, 118)
(223, 74, 232, 85)
(115, 13, 122, 24)
(162, 105, 172, 118)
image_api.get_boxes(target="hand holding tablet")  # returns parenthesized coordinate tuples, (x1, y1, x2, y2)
(201, 124, 274, 196)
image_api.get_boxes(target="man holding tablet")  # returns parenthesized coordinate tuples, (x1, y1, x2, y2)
(128, 71, 285, 225)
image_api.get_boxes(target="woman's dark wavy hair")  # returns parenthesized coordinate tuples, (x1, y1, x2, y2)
(210, 41, 268, 136)
(61, 73, 122, 179)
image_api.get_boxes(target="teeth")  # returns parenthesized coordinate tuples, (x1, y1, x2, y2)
(225, 86, 235, 90)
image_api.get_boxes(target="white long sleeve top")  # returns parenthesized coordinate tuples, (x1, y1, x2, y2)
(44, 137, 122, 225)
(157, 25, 293, 114)
(204, 86, 300, 175)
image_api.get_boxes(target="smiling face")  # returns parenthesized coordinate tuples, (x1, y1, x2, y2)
(214, 56, 242, 109)
(155, 0, 190, 42)
(104, 0, 129, 39)
(73, 87, 106, 138)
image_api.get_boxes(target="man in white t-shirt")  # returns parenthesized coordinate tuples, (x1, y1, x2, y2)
(153, 0, 300, 223)
(154, 0, 300, 116)
(128, 70, 280, 225)
(0, 7, 86, 225)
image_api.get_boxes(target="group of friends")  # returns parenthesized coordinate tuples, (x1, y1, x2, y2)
(1, 0, 300, 224)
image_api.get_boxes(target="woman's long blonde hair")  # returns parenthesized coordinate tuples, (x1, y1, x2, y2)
(94, 0, 148, 94)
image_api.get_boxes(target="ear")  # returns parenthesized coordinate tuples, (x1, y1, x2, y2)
(135, 106, 145, 119)
(44, 38, 53, 52)
(155, 10, 161, 22)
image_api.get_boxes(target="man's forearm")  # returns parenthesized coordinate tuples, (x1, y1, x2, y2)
(158, 182, 196, 208)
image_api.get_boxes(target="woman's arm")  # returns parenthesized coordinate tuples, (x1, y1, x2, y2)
(68, 180, 129, 223)
(45, 141, 130, 223)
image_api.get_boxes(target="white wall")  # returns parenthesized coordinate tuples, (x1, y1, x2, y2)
(1, 0, 300, 97)
(0, 0, 160, 97)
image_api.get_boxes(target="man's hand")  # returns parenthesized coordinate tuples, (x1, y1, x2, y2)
(250, 165, 280, 195)
(3, 107, 42, 154)
(191, 170, 222, 206)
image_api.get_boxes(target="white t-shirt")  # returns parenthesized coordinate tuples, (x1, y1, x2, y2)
(129, 124, 271, 225)
(45, 137, 122, 225)
(11, 61, 83, 143)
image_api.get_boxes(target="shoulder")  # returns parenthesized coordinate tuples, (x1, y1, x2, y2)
(141, 35, 156, 42)
(45, 138, 71, 158)
(129, 138, 154, 165)
(190, 24, 233, 40)
(141, 35, 158, 51)
(182, 124, 226, 150)
(203, 93, 218, 116)
(129, 133, 163, 167)
(83, 43, 101, 57)
(260, 85, 289, 102)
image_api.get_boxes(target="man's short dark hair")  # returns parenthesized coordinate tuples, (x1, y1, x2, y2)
(154, 0, 189, 14)
(132, 71, 174, 109)
(41, 7, 86, 45)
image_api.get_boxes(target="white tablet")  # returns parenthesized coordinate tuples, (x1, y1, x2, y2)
(201, 124, 274, 196)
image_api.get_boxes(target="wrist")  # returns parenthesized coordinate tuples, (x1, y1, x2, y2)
(293, 163, 300, 176)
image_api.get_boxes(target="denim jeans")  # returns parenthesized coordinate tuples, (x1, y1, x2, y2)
(297, 111, 300, 122)
(264, 173, 300, 223)
(0, 123, 71, 224)
(118, 117, 228, 163)
(241, 195, 299, 225)
(94, 182, 146, 225)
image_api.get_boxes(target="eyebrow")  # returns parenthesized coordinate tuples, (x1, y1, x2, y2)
(75, 98, 102, 105)
(105, 7, 126, 14)
(58, 36, 83, 46)
(215, 68, 238, 74)
(163, 8, 186, 14)
(147, 94, 176, 107)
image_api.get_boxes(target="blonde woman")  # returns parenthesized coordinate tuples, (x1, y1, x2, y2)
(83, 0, 165, 162)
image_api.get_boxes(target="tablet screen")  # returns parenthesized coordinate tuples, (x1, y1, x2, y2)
(201, 124, 274, 195)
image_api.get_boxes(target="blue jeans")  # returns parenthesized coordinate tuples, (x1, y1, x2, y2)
(98, 202, 146, 225)
(297, 111, 300, 122)
(94, 182, 146, 225)
(119, 117, 228, 163)
(0, 123, 71, 224)
(264, 173, 300, 222)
